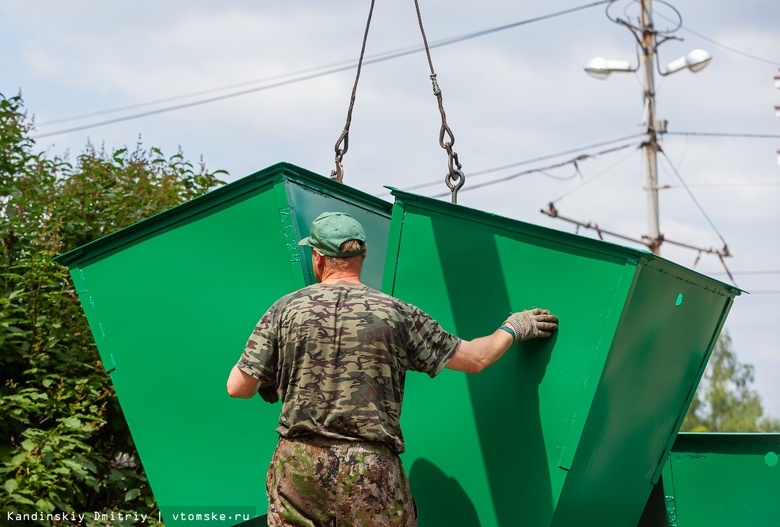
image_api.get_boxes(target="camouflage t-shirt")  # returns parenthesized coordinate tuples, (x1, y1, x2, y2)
(236, 280, 461, 454)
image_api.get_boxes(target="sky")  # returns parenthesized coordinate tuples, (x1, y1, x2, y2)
(2, 0, 778, 418)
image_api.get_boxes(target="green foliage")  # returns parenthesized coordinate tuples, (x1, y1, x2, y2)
(681, 331, 780, 433)
(1, 92, 226, 524)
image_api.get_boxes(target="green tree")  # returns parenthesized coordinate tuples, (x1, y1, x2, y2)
(1, 92, 226, 525)
(681, 330, 780, 433)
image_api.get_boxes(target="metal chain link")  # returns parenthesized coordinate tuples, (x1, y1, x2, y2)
(331, 0, 465, 201)
(330, 0, 376, 182)
(414, 0, 465, 203)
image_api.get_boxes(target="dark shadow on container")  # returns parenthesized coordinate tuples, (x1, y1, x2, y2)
(234, 513, 267, 527)
(430, 213, 555, 526)
(637, 478, 669, 527)
(409, 458, 481, 527)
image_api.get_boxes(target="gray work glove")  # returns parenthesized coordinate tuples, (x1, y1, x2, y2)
(501, 308, 558, 342)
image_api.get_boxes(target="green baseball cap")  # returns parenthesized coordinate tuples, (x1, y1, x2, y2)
(298, 212, 367, 257)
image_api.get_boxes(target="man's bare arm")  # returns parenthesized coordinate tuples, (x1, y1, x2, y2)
(227, 365, 261, 399)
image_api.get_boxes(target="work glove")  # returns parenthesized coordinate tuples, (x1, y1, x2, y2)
(501, 308, 558, 342)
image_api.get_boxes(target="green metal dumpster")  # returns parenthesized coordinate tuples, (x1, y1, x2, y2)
(381, 189, 740, 527)
(57, 160, 743, 527)
(54, 162, 392, 526)
(660, 433, 780, 526)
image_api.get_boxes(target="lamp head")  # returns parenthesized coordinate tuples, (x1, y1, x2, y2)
(685, 49, 712, 73)
(665, 49, 712, 75)
(584, 57, 635, 80)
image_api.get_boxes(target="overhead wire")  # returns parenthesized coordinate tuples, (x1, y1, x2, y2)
(428, 139, 639, 199)
(652, 10, 780, 67)
(32, 0, 615, 139)
(36, 57, 370, 126)
(706, 270, 780, 276)
(664, 181, 780, 189)
(468, 133, 643, 177)
(658, 149, 730, 250)
(547, 145, 640, 204)
(666, 132, 780, 139)
(381, 132, 644, 195)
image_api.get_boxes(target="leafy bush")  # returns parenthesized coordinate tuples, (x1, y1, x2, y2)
(1, 93, 226, 525)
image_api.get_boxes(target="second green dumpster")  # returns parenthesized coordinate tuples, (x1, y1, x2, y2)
(382, 189, 740, 527)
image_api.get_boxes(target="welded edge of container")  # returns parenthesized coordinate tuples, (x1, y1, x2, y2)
(54, 162, 390, 268)
(386, 187, 741, 297)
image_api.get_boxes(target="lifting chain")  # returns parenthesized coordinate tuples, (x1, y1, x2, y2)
(331, 0, 376, 182)
(436, 82, 465, 203)
(414, 0, 465, 203)
(331, 0, 466, 204)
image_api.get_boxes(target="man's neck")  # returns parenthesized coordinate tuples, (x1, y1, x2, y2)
(320, 271, 361, 285)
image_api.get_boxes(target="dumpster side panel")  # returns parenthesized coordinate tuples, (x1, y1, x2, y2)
(665, 434, 780, 526)
(68, 267, 117, 372)
(552, 264, 736, 527)
(383, 200, 636, 527)
(74, 187, 296, 521)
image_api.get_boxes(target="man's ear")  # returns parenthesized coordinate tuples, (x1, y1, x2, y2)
(313, 249, 325, 268)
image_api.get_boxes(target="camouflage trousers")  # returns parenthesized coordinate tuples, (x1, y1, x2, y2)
(266, 435, 417, 527)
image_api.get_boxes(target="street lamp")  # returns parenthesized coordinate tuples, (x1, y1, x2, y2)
(582, 0, 711, 254)
(586, 49, 712, 79)
(661, 49, 712, 75)
(584, 58, 636, 80)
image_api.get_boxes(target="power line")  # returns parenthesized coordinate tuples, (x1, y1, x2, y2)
(666, 132, 780, 139)
(380, 132, 643, 195)
(468, 133, 642, 177)
(36, 59, 364, 126)
(652, 9, 780, 67)
(37, 42, 443, 127)
(705, 270, 780, 276)
(32, 0, 613, 139)
(681, 24, 780, 67)
(391, 132, 777, 198)
(549, 146, 639, 204)
(429, 140, 639, 198)
(32, 62, 371, 139)
(664, 182, 780, 189)
(658, 149, 730, 250)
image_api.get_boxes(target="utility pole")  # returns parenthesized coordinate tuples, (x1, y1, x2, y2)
(640, 0, 662, 254)
(567, 0, 717, 259)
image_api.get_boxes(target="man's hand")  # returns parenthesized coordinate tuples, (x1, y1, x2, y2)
(501, 308, 559, 342)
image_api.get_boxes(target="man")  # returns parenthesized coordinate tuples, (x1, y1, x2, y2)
(227, 211, 558, 527)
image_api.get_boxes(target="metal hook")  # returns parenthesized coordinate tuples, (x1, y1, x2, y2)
(331, 132, 348, 182)
(445, 168, 465, 204)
